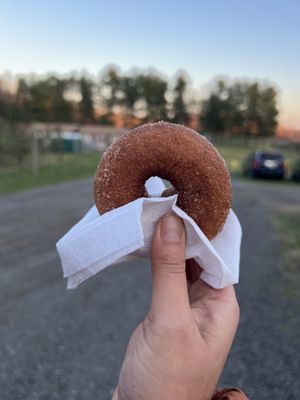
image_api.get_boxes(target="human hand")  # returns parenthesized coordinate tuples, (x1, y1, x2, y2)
(113, 213, 240, 400)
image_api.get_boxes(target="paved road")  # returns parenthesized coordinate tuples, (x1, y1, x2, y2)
(0, 178, 299, 400)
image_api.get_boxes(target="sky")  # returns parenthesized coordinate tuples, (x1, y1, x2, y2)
(1, 0, 299, 128)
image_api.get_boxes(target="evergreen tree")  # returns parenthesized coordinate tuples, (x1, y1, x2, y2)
(100, 68, 122, 113)
(137, 74, 168, 121)
(200, 80, 278, 136)
(79, 78, 94, 123)
(172, 76, 188, 124)
(52, 79, 72, 122)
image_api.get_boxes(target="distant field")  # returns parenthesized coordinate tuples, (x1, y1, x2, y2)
(216, 143, 253, 175)
(0, 139, 299, 195)
(0, 152, 100, 195)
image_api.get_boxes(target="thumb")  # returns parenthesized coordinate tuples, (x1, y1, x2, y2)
(150, 213, 190, 321)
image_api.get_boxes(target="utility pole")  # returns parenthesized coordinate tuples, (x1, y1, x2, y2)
(31, 129, 39, 174)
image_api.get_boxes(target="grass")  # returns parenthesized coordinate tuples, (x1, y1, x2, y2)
(273, 211, 300, 298)
(0, 152, 101, 195)
(215, 143, 254, 175)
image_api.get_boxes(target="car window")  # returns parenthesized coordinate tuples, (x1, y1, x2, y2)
(260, 153, 283, 161)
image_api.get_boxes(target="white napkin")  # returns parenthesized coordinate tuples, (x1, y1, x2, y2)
(56, 177, 242, 289)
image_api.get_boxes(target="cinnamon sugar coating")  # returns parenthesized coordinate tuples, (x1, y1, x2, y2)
(94, 121, 232, 239)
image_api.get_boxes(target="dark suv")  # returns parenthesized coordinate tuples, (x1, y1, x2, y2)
(243, 151, 285, 179)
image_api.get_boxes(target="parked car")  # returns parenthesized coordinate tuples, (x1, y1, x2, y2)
(291, 159, 300, 182)
(243, 151, 286, 179)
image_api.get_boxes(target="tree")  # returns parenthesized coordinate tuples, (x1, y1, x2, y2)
(200, 81, 230, 134)
(0, 119, 30, 165)
(225, 82, 246, 135)
(200, 80, 278, 136)
(137, 74, 168, 121)
(259, 86, 278, 136)
(120, 76, 140, 124)
(14, 76, 74, 122)
(79, 78, 94, 123)
(52, 78, 72, 122)
(29, 78, 55, 121)
(172, 75, 189, 124)
(13, 78, 32, 121)
(244, 84, 278, 136)
(0, 86, 12, 120)
(201, 94, 226, 133)
(100, 68, 122, 113)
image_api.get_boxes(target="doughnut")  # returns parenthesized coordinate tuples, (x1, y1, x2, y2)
(94, 121, 231, 239)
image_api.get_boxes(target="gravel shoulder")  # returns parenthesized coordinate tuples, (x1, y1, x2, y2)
(0, 178, 299, 399)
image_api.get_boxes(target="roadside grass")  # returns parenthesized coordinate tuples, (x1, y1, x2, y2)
(0, 152, 100, 195)
(273, 211, 300, 298)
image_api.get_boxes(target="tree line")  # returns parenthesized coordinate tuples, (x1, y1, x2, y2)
(0, 68, 278, 136)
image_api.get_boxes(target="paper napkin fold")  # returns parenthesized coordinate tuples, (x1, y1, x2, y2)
(56, 177, 242, 289)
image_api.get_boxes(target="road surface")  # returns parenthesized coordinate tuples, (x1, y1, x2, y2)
(0, 178, 299, 399)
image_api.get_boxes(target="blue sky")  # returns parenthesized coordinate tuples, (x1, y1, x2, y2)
(1, 0, 299, 127)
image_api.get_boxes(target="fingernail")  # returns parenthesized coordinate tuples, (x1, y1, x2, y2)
(160, 213, 183, 243)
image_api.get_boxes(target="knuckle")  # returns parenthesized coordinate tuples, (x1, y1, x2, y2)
(145, 310, 158, 328)
(156, 253, 185, 274)
(145, 311, 192, 342)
